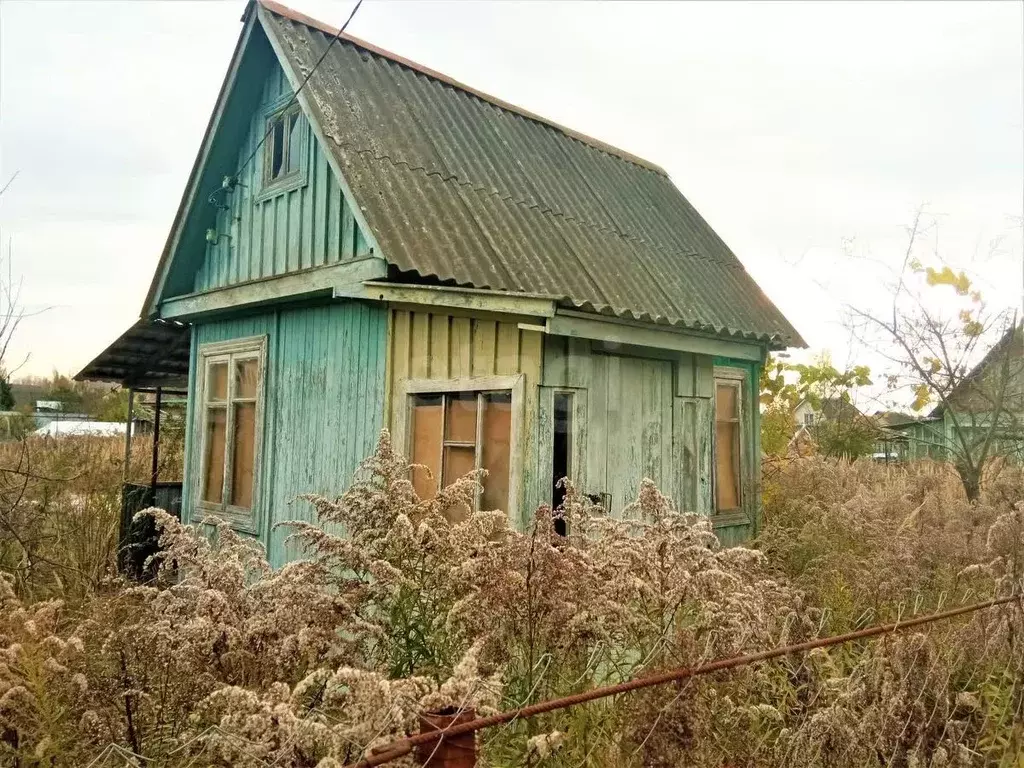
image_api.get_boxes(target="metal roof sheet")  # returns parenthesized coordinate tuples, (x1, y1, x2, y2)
(260, 2, 805, 348)
(75, 319, 191, 389)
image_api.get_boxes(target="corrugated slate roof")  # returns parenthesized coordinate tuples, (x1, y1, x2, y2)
(259, 1, 804, 348)
(75, 319, 191, 390)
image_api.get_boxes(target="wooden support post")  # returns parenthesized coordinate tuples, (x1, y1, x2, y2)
(123, 389, 134, 483)
(415, 709, 477, 767)
(149, 387, 162, 505)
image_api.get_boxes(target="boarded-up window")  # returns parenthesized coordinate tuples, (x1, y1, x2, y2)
(199, 339, 265, 522)
(409, 389, 513, 518)
(714, 380, 742, 512)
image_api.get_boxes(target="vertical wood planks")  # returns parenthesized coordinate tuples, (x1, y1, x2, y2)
(184, 303, 388, 568)
(450, 317, 472, 379)
(388, 309, 543, 525)
(194, 60, 370, 296)
(544, 339, 717, 521)
(585, 353, 608, 505)
(471, 320, 497, 377)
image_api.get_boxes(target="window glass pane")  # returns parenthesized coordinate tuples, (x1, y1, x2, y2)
(207, 362, 228, 402)
(270, 117, 285, 180)
(481, 392, 512, 512)
(716, 383, 738, 419)
(203, 408, 227, 503)
(411, 395, 442, 499)
(715, 421, 740, 511)
(235, 358, 259, 399)
(231, 402, 256, 509)
(287, 112, 301, 173)
(445, 392, 477, 443)
(443, 445, 475, 523)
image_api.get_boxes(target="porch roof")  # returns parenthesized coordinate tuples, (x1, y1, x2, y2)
(75, 318, 191, 391)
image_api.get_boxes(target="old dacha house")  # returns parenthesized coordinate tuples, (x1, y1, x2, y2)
(78, 0, 803, 565)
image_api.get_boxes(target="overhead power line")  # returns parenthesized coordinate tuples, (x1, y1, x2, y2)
(217, 0, 364, 199)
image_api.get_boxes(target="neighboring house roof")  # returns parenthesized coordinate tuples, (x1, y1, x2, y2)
(143, 0, 804, 349)
(795, 396, 864, 423)
(930, 322, 1023, 417)
(873, 410, 925, 428)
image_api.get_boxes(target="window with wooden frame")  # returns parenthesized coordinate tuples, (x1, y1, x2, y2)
(263, 104, 303, 187)
(404, 376, 522, 522)
(196, 337, 267, 529)
(713, 372, 744, 514)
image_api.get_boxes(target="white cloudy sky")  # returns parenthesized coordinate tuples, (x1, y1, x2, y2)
(0, 0, 1021, 392)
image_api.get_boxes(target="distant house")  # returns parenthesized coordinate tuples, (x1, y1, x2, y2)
(76, 0, 803, 565)
(889, 325, 1024, 463)
(792, 397, 864, 432)
(866, 325, 1024, 464)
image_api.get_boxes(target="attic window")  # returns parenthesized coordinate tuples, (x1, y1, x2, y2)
(265, 106, 302, 185)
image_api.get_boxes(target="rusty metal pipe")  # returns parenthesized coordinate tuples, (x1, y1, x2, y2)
(348, 593, 1020, 768)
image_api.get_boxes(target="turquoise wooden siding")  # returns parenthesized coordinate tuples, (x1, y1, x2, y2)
(194, 62, 370, 293)
(182, 301, 387, 567)
(538, 338, 762, 544)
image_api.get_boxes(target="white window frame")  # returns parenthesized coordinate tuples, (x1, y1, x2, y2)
(803, 411, 816, 426)
(193, 335, 268, 532)
(397, 374, 525, 519)
(712, 366, 748, 525)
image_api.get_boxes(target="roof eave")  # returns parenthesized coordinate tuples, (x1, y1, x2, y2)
(140, 6, 261, 318)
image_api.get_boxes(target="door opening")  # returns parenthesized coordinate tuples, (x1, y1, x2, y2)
(552, 392, 573, 535)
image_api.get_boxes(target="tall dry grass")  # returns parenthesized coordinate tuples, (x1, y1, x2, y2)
(0, 435, 1021, 767)
(0, 430, 183, 603)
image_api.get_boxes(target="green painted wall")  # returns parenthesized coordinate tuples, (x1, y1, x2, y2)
(182, 300, 387, 567)
(539, 343, 680, 514)
(537, 338, 762, 544)
(194, 61, 370, 293)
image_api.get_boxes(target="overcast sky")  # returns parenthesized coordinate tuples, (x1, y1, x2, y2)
(0, 0, 1021, 393)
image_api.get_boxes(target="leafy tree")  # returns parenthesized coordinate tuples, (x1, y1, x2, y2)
(0, 376, 14, 411)
(850, 213, 1023, 500)
(760, 353, 875, 458)
(94, 389, 130, 422)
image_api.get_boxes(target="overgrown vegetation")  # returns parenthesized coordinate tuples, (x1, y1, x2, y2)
(0, 434, 183, 603)
(0, 434, 1021, 767)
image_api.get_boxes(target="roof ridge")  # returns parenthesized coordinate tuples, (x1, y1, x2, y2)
(256, 0, 669, 176)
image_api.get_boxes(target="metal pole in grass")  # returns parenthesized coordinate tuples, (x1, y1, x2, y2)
(149, 386, 161, 507)
(349, 593, 1021, 768)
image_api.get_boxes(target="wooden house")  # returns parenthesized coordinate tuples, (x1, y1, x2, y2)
(886, 324, 1024, 463)
(77, 0, 803, 566)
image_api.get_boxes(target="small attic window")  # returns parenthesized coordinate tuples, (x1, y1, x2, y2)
(264, 105, 302, 186)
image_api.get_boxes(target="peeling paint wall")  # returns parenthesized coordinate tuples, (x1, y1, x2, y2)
(540, 337, 710, 516)
(182, 301, 387, 567)
(540, 338, 760, 543)
(195, 62, 369, 293)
